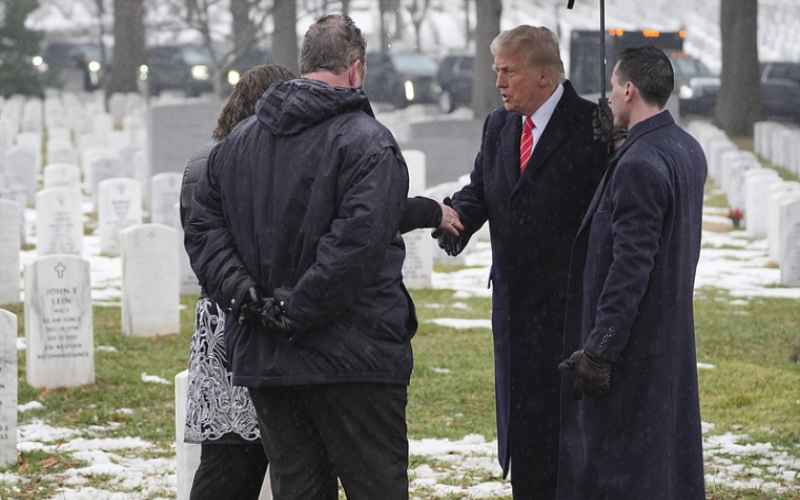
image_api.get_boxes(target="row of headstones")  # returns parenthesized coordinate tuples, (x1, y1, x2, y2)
(754, 123, 800, 178)
(688, 121, 800, 286)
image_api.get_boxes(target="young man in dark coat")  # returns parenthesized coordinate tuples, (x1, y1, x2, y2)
(435, 25, 607, 499)
(558, 46, 707, 500)
(185, 15, 424, 500)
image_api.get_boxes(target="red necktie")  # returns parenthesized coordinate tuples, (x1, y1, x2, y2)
(520, 116, 535, 173)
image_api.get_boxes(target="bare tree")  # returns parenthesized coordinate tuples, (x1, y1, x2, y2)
(405, 0, 430, 53)
(273, 0, 298, 73)
(715, 0, 761, 137)
(108, 0, 145, 95)
(472, 0, 501, 118)
(230, 0, 258, 57)
(463, 0, 472, 49)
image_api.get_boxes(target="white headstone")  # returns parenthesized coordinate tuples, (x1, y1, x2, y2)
(4, 145, 37, 203)
(767, 183, 800, 261)
(47, 140, 79, 166)
(0, 309, 17, 466)
(43, 163, 81, 191)
(778, 196, 800, 265)
(744, 170, 781, 237)
(0, 201, 21, 304)
(706, 139, 736, 185)
(35, 188, 83, 256)
(151, 173, 182, 227)
(175, 369, 201, 500)
(21, 99, 43, 133)
(86, 151, 124, 200)
(401, 150, 433, 288)
(47, 127, 71, 144)
(121, 224, 179, 336)
(109, 94, 128, 130)
(781, 213, 800, 286)
(98, 178, 143, 256)
(24, 255, 95, 388)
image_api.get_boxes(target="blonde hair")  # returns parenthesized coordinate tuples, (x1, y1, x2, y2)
(490, 25, 565, 81)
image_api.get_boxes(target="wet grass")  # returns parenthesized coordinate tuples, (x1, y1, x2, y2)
(0, 279, 797, 498)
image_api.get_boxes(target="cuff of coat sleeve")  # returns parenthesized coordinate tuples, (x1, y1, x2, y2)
(226, 279, 257, 318)
(584, 326, 620, 363)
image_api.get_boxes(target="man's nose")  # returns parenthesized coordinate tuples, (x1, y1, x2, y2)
(495, 73, 505, 88)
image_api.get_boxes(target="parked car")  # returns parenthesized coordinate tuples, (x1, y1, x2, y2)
(761, 61, 800, 87)
(437, 53, 474, 113)
(222, 47, 274, 93)
(142, 45, 214, 97)
(680, 76, 800, 124)
(364, 51, 440, 108)
(38, 41, 106, 92)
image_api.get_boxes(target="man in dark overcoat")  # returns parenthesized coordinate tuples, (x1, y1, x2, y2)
(436, 25, 607, 498)
(557, 46, 706, 500)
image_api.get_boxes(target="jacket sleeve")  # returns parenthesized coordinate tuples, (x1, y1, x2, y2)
(400, 196, 441, 234)
(583, 158, 670, 362)
(184, 144, 257, 315)
(450, 114, 492, 244)
(278, 147, 408, 329)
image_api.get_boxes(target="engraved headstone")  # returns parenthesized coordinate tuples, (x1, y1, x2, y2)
(98, 178, 143, 256)
(24, 255, 94, 388)
(147, 100, 221, 175)
(36, 188, 83, 256)
(744, 170, 780, 236)
(0, 201, 21, 304)
(4, 145, 37, 203)
(0, 309, 17, 466)
(121, 224, 180, 336)
(43, 163, 81, 191)
(151, 173, 183, 227)
(767, 183, 800, 261)
(401, 150, 433, 289)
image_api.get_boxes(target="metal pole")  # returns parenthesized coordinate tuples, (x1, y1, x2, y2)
(600, 0, 606, 99)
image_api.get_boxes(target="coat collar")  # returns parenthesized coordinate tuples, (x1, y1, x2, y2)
(576, 110, 675, 235)
(499, 80, 583, 198)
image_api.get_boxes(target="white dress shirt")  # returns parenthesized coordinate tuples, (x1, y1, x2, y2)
(521, 82, 564, 153)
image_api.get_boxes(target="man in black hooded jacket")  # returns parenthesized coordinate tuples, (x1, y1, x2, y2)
(185, 14, 415, 500)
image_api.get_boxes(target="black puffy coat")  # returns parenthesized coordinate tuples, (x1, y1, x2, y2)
(185, 79, 417, 387)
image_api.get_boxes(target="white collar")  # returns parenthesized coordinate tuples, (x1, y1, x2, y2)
(522, 82, 564, 133)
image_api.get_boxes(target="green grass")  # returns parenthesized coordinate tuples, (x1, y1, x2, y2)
(1, 282, 798, 498)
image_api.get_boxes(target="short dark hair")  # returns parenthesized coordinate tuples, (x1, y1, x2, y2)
(615, 46, 674, 108)
(300, 15, 366, 75)
(213, 64, 296, 140)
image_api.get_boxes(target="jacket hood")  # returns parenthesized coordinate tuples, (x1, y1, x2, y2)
(256, 78, 374, 136)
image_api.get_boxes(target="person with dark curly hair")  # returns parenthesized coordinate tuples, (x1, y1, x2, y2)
(180, 63, 297, 500)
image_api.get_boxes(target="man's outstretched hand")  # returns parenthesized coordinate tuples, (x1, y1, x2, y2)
(432, 197, 466, 256)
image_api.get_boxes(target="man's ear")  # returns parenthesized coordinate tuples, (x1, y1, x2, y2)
(348, 59, 365, 88)
(624, 81, 635, 103)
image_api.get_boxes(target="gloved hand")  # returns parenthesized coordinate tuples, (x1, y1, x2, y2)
(259, 297, 300, 340)
(237, 287, 265, 325)
(432, 197, 466, 256)
(558, 349, 611, 400)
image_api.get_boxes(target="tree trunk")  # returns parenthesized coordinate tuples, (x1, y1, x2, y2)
(464, 0, 472, 49)
(715, 0, 761, 137)
(108, 0, 145, 96)
(273, 0, 299, 73)
(378, 0, 390, 53)
(472, 0, 502, 118)
(231, 0, 257, 57)
(341, 0, 350, 16)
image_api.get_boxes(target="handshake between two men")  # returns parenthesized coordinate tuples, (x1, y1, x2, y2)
(430, 197, 613, 401)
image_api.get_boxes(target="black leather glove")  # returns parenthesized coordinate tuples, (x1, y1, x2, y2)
(237, 287, 264, 325)
(259, 297, 300, 340)
(558, 350, 611, 400)
(431, 197, 466, 256)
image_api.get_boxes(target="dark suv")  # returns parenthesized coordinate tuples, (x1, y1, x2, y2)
(39, 41, 106, 91)
(143, 45, 214, 97)
(365, 51, 440, 108)
(437, 53, 474, 113)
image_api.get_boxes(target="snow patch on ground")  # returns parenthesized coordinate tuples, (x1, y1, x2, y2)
(18, 401, 45, 413)
(140, 373, 170, 385)
(96, 345, 118, 353)
(426, 318, 492, 330)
